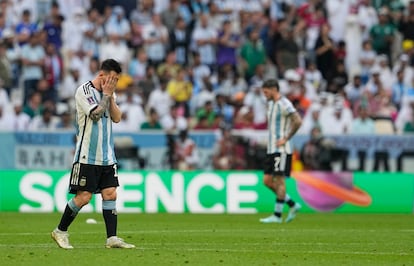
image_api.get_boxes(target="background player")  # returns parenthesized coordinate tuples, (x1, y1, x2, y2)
(260, 79, 302, 223)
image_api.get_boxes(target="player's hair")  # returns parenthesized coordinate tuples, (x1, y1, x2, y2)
(262, 79, 280, 91)
(100, 59, 122, 74)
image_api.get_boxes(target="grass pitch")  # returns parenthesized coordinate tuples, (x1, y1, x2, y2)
(0, 213, 413, 266)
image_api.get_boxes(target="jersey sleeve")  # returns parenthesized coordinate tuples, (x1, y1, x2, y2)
(75, 84, 98, 116)
(283, 98, 297, 116)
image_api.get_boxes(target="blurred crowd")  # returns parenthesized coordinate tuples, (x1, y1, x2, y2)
(0, 0, 414, 138)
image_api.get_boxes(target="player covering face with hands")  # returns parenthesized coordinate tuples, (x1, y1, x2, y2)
(260, 79, 302, 223)
(51, 59, 135, 249)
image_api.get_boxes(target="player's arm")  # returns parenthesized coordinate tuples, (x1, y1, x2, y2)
(286, 112, 302, 140)
(276, 112, 302, 147)
(89, 95, 111, 122)
(108, 96, 122, 123)
(90, 75, 119, 122)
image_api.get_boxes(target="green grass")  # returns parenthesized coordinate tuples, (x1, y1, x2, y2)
(0, 213, 413, 266)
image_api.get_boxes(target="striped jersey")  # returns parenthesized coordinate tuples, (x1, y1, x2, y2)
(266, 97, 296, 155)
(73, 81, 117, 166)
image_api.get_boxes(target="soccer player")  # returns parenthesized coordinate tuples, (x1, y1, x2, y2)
(51, 59, 135, 249)
(259, 79, 303, 223)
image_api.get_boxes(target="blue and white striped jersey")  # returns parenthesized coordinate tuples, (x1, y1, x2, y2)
(73, 81, 117, 166)
(266, 97, 296, 155)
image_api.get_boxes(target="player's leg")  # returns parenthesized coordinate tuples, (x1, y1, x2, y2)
(52, 163, 96, 249)
(283, 154, 301, 222)
(101, 187, 118, 239)
(260, 153, 283, 223)
(273, 175, 286, 219)
(100, 165, 135, 248)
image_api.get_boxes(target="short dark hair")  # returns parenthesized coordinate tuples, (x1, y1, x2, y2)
(262, 79, 280, 91)
(100, 59, 122, 74)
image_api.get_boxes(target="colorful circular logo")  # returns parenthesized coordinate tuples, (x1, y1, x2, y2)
(292, 171, 372, 212)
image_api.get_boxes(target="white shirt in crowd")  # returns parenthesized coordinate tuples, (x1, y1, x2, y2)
(142, 22, 168, 62)
(192, 24, 217, 65)
(147, 87, 173, 119)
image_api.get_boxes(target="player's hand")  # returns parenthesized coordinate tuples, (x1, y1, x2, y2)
(102, 75, 118, 96)
(276, 138, 287, 147)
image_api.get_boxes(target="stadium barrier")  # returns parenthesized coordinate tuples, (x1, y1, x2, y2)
(0, 170, 412, 214)
(1, 131, 414, 172)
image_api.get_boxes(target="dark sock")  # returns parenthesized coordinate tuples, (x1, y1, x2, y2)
(57, 199, 80, 231)
(103, 209, 117, 238)
(286, 198, 295, 208)
(274, 199, 285, 218)
(285, 194, 296, 208)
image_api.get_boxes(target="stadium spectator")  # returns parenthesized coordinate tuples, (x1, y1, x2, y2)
(358, 0, 379, 41)
(55, 108, 73, 131)
(376, 54, 393, 91)
(195, 100, 217, 129)
(0, 41, 12, 95)
(105, 6, 131, 45)
(300, 126, 336, 171)
(157, 50, 181, 80)
(191, 51, 211, 90)
(369, 7, 395, 63)
(216, 19, 240, 69)
(304, 60, 323, 93)
(42, 14, 64, 51)
(2, 27, 20, 89)
(243, 82, 267, 129)
(23, 91, 42, 118)
(58, 60, 79, 104)
(12, 100, 30, 131)
(359, 40, 377, 84)
(403, 103, 414, 133)
(170, 16, 190, 66)
(28, 106, 59, 131)
(344, 75, 364, 110)
(212, 127, 246, 170)
(191, 13, 217, 69)
(217, 68, 248, 97)
(61, 7, 87, 63)
(99, 32, 130, 71)
(160, 103, 188, 133)
(173, 129, 199, 170)
(128, 47, 148, 83)
(299, 103, 322, 135)
(140, 107, 162, 130)
(161, 0, 181, 33)
(44, 43, 64, 98)
(116, 91, 146, 132)
(240, 27, 266, 81)
(213, 92, 234, 128)
(142, 14, 169, 67)
(20, 32, 45, 104)
(0, 98, 13, 130)
(82, 8, 105, 58)
(275, 22, 300, 75)
(167, 67, 193, 117)
(391, 68, 412, 110)
(350, 106, 376, 134)
(315, 23, 336, 84)
(15, 9, 37, 47)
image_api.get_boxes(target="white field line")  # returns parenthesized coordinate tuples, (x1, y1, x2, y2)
(1, 228, 413, 236)
(0, 243, 412, 256)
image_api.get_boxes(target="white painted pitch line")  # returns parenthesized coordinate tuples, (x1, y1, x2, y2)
(1, 228, 413, 236)
(0, 244, 412, 257)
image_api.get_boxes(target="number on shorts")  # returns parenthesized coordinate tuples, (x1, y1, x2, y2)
(274, 156, 281, 172)
(113, 164, 118, 178)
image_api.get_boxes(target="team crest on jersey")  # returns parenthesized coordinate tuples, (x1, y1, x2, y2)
(87, 96, 95, 105)
(80, 177, 87, 186)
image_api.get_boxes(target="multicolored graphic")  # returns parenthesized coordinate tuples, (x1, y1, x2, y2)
(292, 171, 372, 212)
